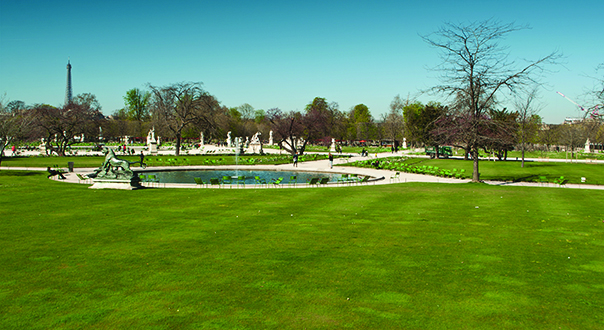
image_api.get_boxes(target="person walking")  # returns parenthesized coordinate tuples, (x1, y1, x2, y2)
(328, 152, 333, 169)
(293, 153, 298, 167)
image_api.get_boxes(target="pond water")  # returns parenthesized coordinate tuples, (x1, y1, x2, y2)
(141, 169, 345, 184)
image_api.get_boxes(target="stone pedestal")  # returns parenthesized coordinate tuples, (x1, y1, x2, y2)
(89, 178, 142, 190)
(149, 142, 158, 155)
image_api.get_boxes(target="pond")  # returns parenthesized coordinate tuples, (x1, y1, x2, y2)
(140, 169, 346, 185)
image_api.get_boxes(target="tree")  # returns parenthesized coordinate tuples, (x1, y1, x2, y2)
(514, 88, 542, 167)
(33, 102, 99, 156)
(266, 108, 305, 154)
(485, 108, 518, 161)
(149, 82, 220, 156)
(0, 96, 33, 167)
(558, 123, 585, 160)
(124, 88, 151, 122)
(383, 95, 406, 147)
(538, 124, 559, 153)
(349, 104, 374, 140)
(408, 102, 447, 156)
(72, 93, 102, 112)
(267, 105, 329, 155)
(237, 103, 255, 121)
(422, 19, 559, 182)
(402, 102, 424, 146)
(304, 97, 341, 145)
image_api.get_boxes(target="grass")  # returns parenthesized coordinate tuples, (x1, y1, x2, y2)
(1, 170, 604, 329)
(344, 156, 604, 185)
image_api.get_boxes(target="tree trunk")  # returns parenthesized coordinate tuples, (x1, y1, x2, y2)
(175, 134, 181, 156)
(521, 144, 525, 168)
(472, 148, 480, 182)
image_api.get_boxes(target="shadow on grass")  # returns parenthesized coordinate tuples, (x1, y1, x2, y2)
(0, 170, 43, 177)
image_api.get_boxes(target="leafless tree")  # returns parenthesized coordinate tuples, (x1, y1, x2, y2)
(422, 19, 559, 182)
(148, 82, 220, 156)
(266, 107, 329, 155)
(382, 95, 405, 147)
(558, 123, 585, 160)
(514, 87, 543, 167)
(33, 102, 100, 156)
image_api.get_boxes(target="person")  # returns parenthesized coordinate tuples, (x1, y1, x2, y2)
(139, 151, 145, 164)
(328, 152, 334, 169)
(11, 145, 16, 156)
(47, 167, 66, 180)
(293, 153, 298, 167)
(391, 145, 395, 154)
(361, 148, 366, 157)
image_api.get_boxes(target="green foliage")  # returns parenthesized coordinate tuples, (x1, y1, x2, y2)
(1, 171, 603, 328)
(123, 88, 150, 121)
(351, 104, 371, 123)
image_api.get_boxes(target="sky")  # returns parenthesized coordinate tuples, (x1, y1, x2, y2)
(1, 0, 602, 124)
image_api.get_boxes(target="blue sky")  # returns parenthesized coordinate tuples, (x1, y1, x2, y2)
(1, 0, 602, 123)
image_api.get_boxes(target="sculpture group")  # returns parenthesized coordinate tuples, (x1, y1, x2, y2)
(88, 148, 145, 189)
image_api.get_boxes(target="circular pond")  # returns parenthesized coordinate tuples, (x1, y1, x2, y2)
(141, 169, 346, 185)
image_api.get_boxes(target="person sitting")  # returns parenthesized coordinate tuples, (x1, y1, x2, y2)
(47, 167, 66, 180)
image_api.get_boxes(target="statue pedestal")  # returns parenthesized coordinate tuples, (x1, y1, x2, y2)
(149, 142, 158, 155)
(248, 143, 262, 154)
(89, 178, 142, 190)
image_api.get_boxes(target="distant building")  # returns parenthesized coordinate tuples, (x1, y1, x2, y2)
(563, 117, 582, 125)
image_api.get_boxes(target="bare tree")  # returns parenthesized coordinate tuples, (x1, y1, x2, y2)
(382, 95, 405, 147)
(558, 123, 585, 160)
(149, 82, 220, 156)
(422, 19, 559, 182)
(266, 107, 329, 155)
(33, 102, 100, 156)
(514, 88, 543, 167)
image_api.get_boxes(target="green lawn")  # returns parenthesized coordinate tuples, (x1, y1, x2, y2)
(345, 157, 604, 185)
(1, 171, 603, 329)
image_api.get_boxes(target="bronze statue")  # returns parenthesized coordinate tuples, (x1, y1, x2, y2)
(88, 148, 146, 180)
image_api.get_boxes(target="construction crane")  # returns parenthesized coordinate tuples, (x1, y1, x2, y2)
(556, 92, 601, 119)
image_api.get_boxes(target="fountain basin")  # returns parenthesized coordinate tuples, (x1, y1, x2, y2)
(138, 168, 347, 185)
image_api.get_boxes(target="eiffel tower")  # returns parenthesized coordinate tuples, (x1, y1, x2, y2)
(65, 59, 72, 105)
